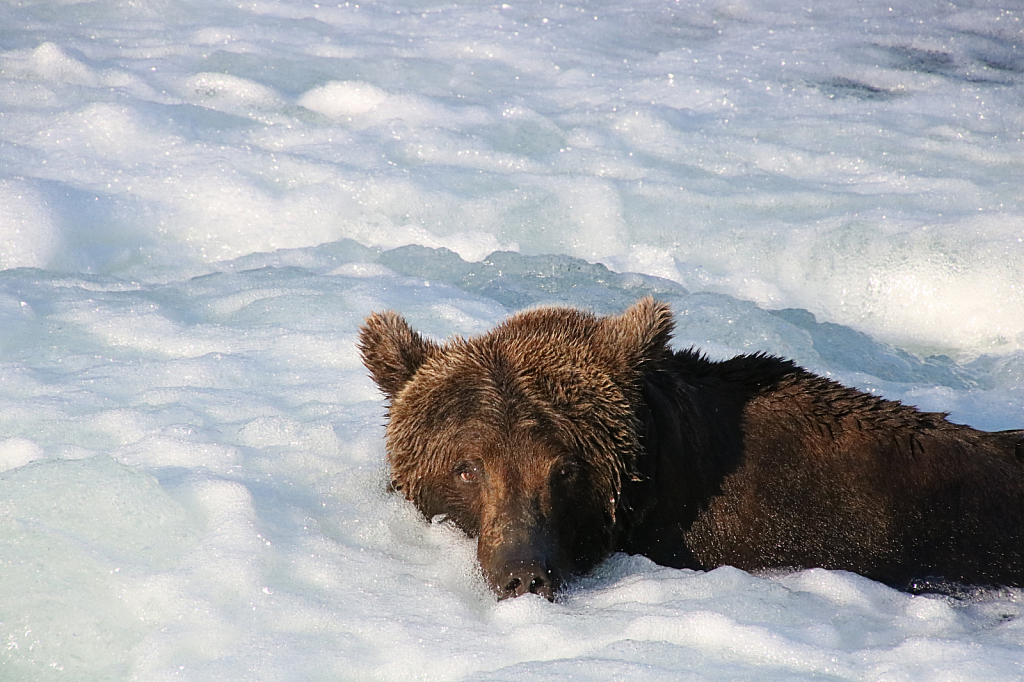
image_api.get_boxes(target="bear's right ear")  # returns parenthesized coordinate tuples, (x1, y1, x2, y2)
(602, 296, 675, 369)
(358, 311, 438, 400)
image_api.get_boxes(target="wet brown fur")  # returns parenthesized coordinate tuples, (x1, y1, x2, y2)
(359, 298, 1024, 599)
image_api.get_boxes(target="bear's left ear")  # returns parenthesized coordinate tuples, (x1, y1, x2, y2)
(601, 297, 675, 369)
(358, 311, 438, 401)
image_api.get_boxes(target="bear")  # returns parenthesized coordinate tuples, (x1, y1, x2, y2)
(358, 297, 1024, 600)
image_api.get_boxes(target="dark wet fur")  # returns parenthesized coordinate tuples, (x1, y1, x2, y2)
(360, 299, 1024, 599)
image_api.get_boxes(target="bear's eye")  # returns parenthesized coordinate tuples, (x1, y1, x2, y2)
(453, 460, 483, 484)
(557, 460, 581, 482)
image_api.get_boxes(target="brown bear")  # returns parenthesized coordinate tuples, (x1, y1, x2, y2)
(358, 297, 1024, 600)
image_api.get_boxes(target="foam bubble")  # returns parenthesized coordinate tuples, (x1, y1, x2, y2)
(299, 80, 390, 118)
(25, 42, 98, 86)
(0, 437, 45, 472)
(237, 415, 342, 456)
(0, 179, 62, 270)
(181, 72, 285, 116)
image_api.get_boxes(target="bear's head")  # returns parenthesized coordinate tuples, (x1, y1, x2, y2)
(358, 297, 674, 600)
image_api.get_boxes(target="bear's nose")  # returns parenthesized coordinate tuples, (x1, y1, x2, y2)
(499, 560, 555, 601)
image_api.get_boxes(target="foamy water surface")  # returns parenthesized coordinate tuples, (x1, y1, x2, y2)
(1, 0, 1023, 680)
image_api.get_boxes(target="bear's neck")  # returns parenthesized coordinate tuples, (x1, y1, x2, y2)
(614, 351, 795, 568)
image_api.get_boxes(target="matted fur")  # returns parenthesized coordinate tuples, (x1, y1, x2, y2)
(359, 299, 673, 521)
(359, 298, 1024, 599)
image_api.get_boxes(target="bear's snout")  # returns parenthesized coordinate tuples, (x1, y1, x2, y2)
(489, 556, 556, 600)
(479, 518, 563, 601)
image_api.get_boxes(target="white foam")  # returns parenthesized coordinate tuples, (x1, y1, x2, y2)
(1, 0, 1023, 679)
(181, 72, 285, 118)
(299, 80, 390, 118)
(23, 42, 98, 86)
(0, 437, 45, 472)
(0, 457, 198, 678)
(0, 179, 62, 270)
